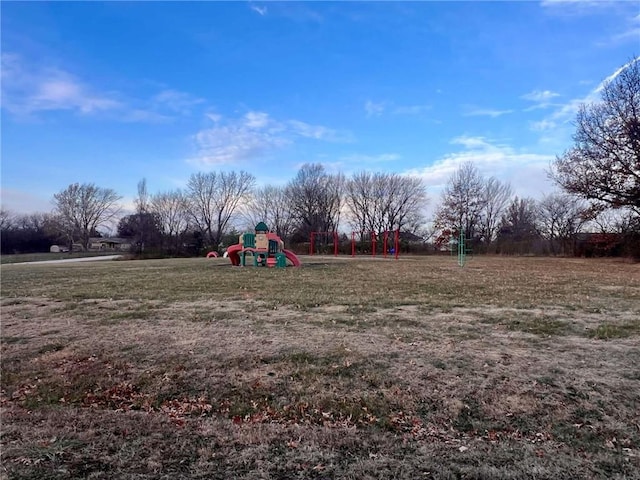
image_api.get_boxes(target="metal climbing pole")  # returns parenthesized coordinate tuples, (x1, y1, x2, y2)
(458, 228, 466, 267)
(455, 228, 473, 267)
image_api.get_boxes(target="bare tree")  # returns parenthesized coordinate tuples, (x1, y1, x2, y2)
(131, 178, 151, 254)
(1, 211, 64, 254)
(15, 212, 49, 232)
(152, 189, 190, 238)
(591, 208, 639, 234)
(433, 162, 486, 242)
(497, 197, 540, 254)
(52, 183, 122, 250)
(286, 163, 344, 240)
(136, 178, 150, 215)
(538, 193, 590, 255)
(375, 174, 426, 234)
(186, 171, 255, 248)
(0, 208, 14, 231)
(552, 57, 640, 216)
(345, 172, 427, 237)
(243, 185, 294, 240)
(186, 172, 216, 244)
(480, 177, 513, 247)
(345, 171, 377, 235)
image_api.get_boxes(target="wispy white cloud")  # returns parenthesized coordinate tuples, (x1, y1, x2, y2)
(549, 57, 638, 124)
(405, 136, 555, 203)
(1, 53, 205, 122)
(543, 1, 639, 47)
(593, 10, 640, 46)
(271, 3, 323, 23)
(521, 89, 561, 109)
(1, 53, 121, 116)
(594, 57, 638, 94)
(365, 100, 385, 117)
(245, 111, 272, 129)
(530, 119, 557, 132)
(122, 109, 172, 124)
(250, 3, 268, 16)
(392, 104, 431, 115)
(528, 57, 639, 144)
(610, 26, 640, 44)
(152, 89, 205, 115)
(190, 123, 288, 168)
(541, 0, 599, 5)
(188, 111, 351, 168)
(365, 100, 432, 117)
(288, 120, 351, 142)
(540, 0, 615, 11)
(206, 112, 223, 123)
(463, 107, 514, 118)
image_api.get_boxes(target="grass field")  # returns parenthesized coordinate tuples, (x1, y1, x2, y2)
(1, 255, 639, 479)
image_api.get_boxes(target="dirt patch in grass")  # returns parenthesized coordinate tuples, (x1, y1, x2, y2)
(2, 256, 639, 478)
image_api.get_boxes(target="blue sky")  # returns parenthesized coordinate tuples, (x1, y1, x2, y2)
(2, 1, 639, 215)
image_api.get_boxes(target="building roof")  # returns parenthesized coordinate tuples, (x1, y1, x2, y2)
(89, 237, 131, 244)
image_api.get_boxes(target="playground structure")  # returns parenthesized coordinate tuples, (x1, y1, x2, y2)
(309, 230, 400, 259)
(226, 222, 301, 268)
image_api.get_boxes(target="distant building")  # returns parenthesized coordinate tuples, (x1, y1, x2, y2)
(88, 237, 133, 251)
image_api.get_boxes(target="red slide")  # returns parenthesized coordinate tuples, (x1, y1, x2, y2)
(283, 249, 301, 267)
(226, 244, 242, 266)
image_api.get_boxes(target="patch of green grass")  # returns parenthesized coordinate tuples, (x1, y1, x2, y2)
(476, 312, 502, 324)
(572, 406, 603, 422)
(431, 359, 447, 370)
(1, 297, 27, 306)
(284, 350, 330, 365)
(565, 385, 590, 401)
(38, 343, 65, 355)
(537, 375, 558, 387)
(587, 322, 640, 339)
(506, 317, 569, 336)
(552, 422, 604, 453)
(41, 329, 62, 336)
(3, 335, 30, 344)
(108, 309, 154, 321)
(345, 304, 378, 315)
(23, 383, 67, 408)
(453, 396, 485, 433)
(622, 370, 640, 380)
(189, 309, 236, 322)
(50, 302, 80, 313)
(273, 348, 358, 372)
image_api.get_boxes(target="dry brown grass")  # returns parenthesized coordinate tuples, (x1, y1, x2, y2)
(1, 255, 639, 479)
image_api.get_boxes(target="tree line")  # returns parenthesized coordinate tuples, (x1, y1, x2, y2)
(2, 57, 638, 257)
(0, 165, 430, 256)
(432, 161, 638, 256)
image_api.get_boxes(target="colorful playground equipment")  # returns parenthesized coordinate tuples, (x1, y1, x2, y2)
(226, 222, 301, 268)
